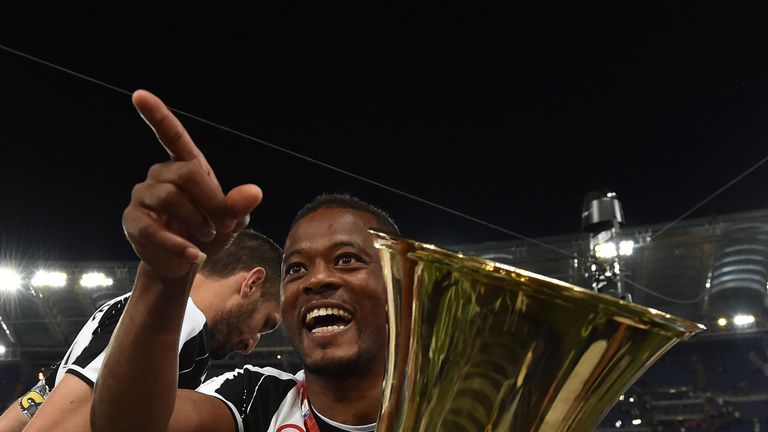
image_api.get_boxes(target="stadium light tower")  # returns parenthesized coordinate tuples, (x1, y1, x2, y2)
(582, 190, 631, 300)
(0, 268, 22, 292)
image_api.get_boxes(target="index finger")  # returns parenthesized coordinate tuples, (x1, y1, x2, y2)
(132, 89, 201, 163)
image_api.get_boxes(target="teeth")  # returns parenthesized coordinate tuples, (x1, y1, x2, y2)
(311, 325, 347, 334)
(305, 307, 352, 324)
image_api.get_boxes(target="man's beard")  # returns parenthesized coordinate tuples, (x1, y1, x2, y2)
(295, 330, 380, 378)
(301, 349, 369, 378)
(209, 300, 260, 360)
(208, 335, 230, 361)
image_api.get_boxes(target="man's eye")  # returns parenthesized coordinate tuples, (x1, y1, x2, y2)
(336, 254, 358, 265)
(285, 264, 304, 275)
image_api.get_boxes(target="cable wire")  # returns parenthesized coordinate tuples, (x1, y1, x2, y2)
(623, 277, 708, 305)
(6, 43, 768, 262)
(0, 43, 575, 257)
(5, 43, 759, 310)
(650, 152, 768, 240)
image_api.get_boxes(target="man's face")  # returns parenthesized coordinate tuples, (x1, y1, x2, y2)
(282, 207, 388, 377)
(209, 295, 281, 360)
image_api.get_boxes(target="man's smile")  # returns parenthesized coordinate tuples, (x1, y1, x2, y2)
(302, 302, 354, 336)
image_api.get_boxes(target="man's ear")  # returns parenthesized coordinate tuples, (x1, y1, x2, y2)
(240, 267, 266, 298)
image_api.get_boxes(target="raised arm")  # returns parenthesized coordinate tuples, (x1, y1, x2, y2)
(90, 90, 262, 432)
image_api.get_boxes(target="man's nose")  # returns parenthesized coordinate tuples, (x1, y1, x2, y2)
(301, 263, 342, 295)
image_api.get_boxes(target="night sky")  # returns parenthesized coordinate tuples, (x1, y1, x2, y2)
(3, 2, 768, 261)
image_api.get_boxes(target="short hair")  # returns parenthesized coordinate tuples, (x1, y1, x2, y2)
(199, 229, 283, 300)
(291, 193, 400, 236)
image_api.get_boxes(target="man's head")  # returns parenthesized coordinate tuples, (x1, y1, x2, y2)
(290, 194, 399, 237)
(282, 194, 399, 378)
(198, 229, 283, 360)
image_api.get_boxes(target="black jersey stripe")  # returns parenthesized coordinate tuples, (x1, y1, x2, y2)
(66, 295, 130, 374)
(199, 366, 299, 432)
(178, 325, 211, 389)
(51, 294, 209, 392)
(244, 375, 299, 432)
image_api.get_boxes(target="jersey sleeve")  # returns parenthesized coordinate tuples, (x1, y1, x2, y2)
(197, 366, 299, 432)
(61, 295, 207, 388)
(61, 294, 130, 386)
(176, 298, 210, 389)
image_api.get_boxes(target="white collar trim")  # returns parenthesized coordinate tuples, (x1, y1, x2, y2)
(311, 405, 376, 432)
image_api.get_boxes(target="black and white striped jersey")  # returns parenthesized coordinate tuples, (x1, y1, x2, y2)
(197, 367, 376, 432)
(52, 292, 211, 389)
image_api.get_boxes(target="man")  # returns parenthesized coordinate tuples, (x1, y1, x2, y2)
(197, 195, 397, 431)
(90, 90, 398, 432)
(0, 229, 283, 432)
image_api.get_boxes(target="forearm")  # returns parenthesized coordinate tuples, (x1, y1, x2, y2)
(0, 400, 28, 432)
(91, 262, 194, 432)
(23, 374, 92, 432)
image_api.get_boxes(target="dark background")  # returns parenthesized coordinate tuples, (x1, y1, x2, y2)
(3, 2, 768, 260)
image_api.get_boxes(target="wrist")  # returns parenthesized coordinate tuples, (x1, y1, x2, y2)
(125, 262, 197, 331)
(135, 261, 196, 298)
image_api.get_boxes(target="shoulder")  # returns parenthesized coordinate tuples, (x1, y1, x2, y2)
(177, 297, 212, 388)
(199, 366, 300, 393)
(181, 297, 207, 336)
(53, 292, 134, 387)
(197, 367, 303, 432)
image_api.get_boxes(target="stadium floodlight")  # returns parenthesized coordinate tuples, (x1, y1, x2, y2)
(618, 240, 635, 256)
(31, 271, 67, 288)
(732, 314, 756, 327)
(632, 419, 642, 426)
(594, 242, 618, 259)
(582, 190, 631, 300)
(0, 345, 6, 355)
(614, 420, 622, 428)
(80, 272, 113, 288)
(0, 268, 22, 292)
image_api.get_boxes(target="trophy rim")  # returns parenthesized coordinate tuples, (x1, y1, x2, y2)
(370, 229, 706, 338)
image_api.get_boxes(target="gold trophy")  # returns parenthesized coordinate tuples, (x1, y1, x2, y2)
(373, 231, 704, 431)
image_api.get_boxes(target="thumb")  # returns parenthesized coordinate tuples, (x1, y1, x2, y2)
(224, 184, 263, 231)
(199, 184, 262, 256)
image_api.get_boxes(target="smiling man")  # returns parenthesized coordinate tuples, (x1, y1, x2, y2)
(90, 90, 398, 432)
(196, 196, 398, 431)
